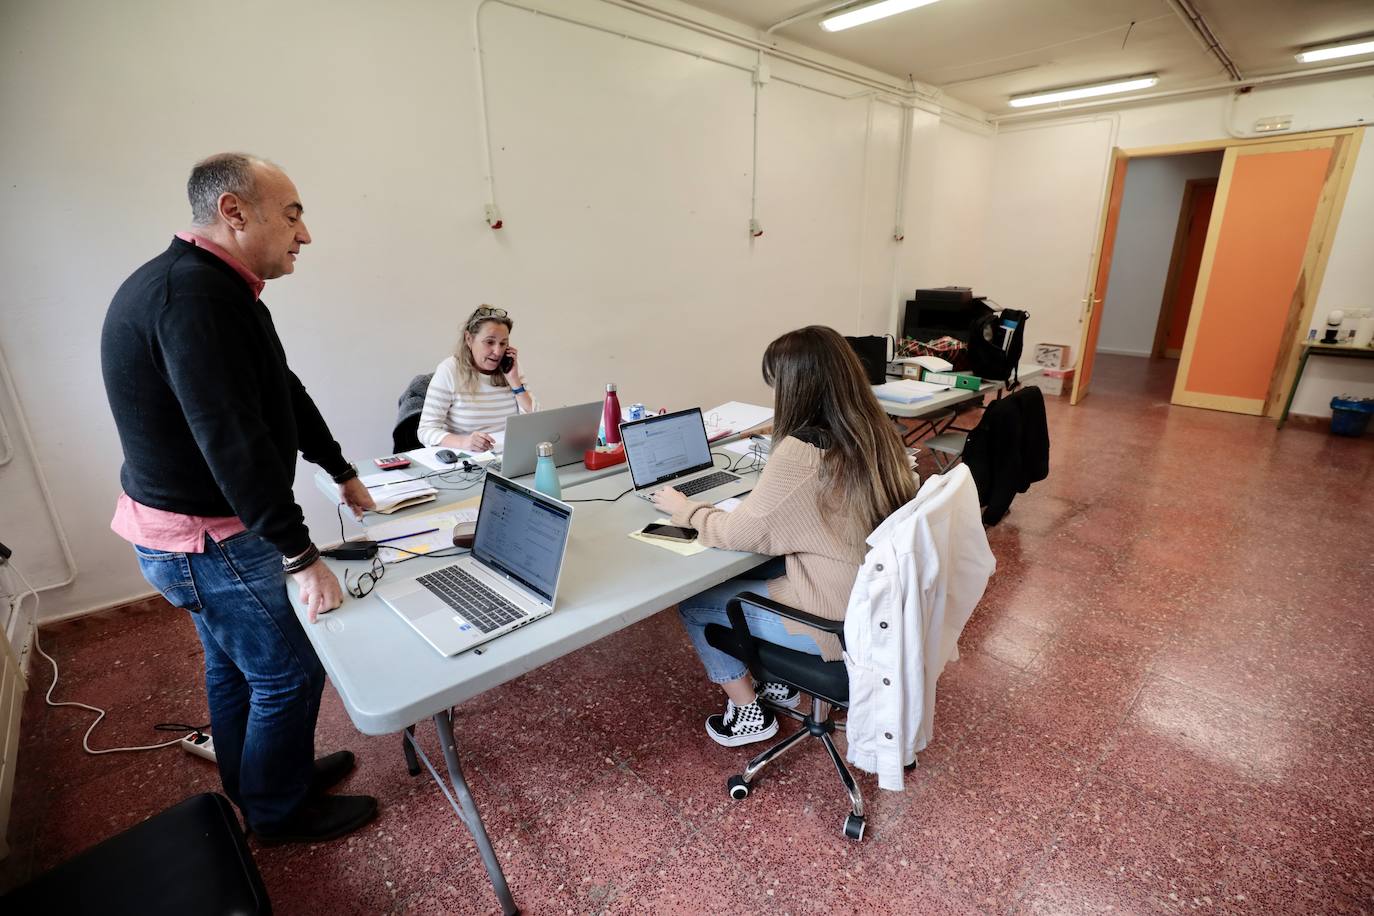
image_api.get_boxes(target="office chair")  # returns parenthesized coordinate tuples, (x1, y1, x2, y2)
(704, 468, 993, 841)
(2, 793, 271, 914)
(393, 372, 433, 453)
(704, 595, 867, 840)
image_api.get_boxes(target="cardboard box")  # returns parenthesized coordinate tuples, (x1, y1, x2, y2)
(895, 357, 954, 379)
(1033, 343, 1072, 369)
(1037, 367, 1074, 397)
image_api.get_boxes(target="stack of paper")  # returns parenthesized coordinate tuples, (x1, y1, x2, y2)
(367, 508, 478, 563)
(357, 471, 438, 514)
(873, 379, 948, 404)
(704, 401, 774, 436)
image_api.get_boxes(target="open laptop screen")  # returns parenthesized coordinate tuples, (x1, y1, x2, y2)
(621, 408, 714, 490)
(472, 474, 572, 604)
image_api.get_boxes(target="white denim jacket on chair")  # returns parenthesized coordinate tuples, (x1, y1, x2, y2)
(843, 465, 995, 790)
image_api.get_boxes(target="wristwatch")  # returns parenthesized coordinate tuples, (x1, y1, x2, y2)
(282, 543, 320, 574)
(331, 462, 359, 484)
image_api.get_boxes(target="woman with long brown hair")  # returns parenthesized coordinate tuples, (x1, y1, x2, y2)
(652, 325, 917, 746)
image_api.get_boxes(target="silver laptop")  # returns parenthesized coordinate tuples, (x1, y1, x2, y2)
(376, 473, 573, 656)
(498, 401, 602, 478)
(620, 407, 752, 504)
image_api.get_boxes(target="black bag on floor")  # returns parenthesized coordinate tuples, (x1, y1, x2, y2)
(968, 309, 1029, 383)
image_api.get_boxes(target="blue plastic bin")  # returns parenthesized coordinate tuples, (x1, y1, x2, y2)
(1330, 396, 1374, 437)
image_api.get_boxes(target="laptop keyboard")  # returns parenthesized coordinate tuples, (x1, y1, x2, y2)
(671, 470, 740, 498)
(416, 565, 527, 634)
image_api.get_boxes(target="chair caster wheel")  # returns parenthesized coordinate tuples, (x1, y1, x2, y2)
(727, 775, 750, 800)
(843, 814, 865, 841)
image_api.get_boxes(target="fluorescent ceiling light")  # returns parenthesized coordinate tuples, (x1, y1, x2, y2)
(820, 0, 942, 33)
(1295, 38, 1374, 64)
(1009, 75, 1159, 108)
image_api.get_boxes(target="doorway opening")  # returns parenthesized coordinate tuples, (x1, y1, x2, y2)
(1091, 152, 1223, 394)
(1071, 128, 1364, 415)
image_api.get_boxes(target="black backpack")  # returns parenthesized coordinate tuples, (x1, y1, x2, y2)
(968, 308, 1029, 383)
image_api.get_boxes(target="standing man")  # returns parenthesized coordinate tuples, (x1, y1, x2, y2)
(102, 153, 377, 843)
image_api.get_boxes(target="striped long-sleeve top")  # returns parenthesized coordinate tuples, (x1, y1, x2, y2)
(416, 355, 533, 447)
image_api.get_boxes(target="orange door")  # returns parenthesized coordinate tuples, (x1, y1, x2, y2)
(1071, 152, 1128, 404)
(1159, 182, 1215, 357)
(1172, 139, 1335, 414)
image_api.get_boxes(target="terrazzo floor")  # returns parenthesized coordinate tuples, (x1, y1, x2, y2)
(3, 354, 1371, 914)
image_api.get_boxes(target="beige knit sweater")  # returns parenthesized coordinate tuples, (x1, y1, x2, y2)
(670, 436, 870, 661)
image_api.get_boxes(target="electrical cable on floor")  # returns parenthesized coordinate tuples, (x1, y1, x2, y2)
(7, 560, 200, 755)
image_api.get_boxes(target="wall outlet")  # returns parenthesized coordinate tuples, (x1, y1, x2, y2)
(181, 732, 216, 763)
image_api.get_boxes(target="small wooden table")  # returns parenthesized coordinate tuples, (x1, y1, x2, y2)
(1278, 341, 1374, 429)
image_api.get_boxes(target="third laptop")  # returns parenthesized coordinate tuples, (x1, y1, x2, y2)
(619, 407, 752, 504)
(374, 473, 572, 656)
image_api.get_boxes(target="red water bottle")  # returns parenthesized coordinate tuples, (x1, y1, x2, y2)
(602, 383, 622, 446)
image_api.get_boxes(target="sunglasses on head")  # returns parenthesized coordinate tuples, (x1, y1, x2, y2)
(471, 306, 507, 320)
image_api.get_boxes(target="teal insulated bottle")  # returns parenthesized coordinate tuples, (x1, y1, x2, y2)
(533, 441, 561, 499)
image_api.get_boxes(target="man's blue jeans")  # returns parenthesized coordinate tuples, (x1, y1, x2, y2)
(135, 532, 324, 830)
(677, 557, 822, 684)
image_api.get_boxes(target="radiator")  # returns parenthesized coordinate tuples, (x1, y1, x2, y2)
(0, 570, 34, 860)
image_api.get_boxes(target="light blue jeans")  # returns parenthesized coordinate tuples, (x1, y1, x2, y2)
(677, 557, 822, 684)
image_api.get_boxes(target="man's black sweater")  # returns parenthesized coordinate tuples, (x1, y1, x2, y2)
(101, 238, 349, 558)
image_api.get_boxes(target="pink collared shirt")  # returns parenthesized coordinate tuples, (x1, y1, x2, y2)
(109, 233, 264, 552)
(174, 231, 266, 299)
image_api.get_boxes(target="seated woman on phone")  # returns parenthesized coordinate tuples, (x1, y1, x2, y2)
(651, 325, 918, 747)
(417, 305, 536, 453)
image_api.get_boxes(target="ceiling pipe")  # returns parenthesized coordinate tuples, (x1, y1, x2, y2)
(765, 1, 856, 34)
(601, 0, 922, 97)
(1164, 0, 1242, 81)
(988, 58, 1374, 122)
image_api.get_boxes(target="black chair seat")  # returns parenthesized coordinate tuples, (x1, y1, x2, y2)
(704, 622, 849, 706)
(2, 793, 271, 915)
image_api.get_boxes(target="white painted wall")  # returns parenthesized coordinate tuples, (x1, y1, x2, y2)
(1096, 152, 1222, 357)
(925, 121, 995, 292)
(981, 116, 1118, 357)
(983, 73, 1374, 415)
(0, 0, 962, 620)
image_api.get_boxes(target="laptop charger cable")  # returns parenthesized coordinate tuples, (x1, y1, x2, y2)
(322, 541, 379, 561)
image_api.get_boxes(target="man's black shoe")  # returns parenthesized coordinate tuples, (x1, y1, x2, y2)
(311, 750, 356, 795)
(254, 794, 378, 846)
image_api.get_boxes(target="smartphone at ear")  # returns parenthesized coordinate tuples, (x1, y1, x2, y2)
(499, 352, 514, 374)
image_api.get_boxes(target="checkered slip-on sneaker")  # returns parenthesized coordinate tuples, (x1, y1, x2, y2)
(706, 699, 780, 747)
(757, 681, 802, 710)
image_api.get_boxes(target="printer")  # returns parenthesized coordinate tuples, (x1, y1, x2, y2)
(902, 287, 991, 342)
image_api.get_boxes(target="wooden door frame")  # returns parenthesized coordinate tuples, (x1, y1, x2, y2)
(1263, 129, 1362, 416)
(1072, 125, 1365, 418)
(1069, 149, 1127, 405)
(1151, 177, 1216, 359)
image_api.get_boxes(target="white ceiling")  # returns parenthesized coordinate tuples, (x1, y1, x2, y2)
(682, 0, 1374, 112)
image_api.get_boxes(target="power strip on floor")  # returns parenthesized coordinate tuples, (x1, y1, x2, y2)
(181, 732, 216, 763)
